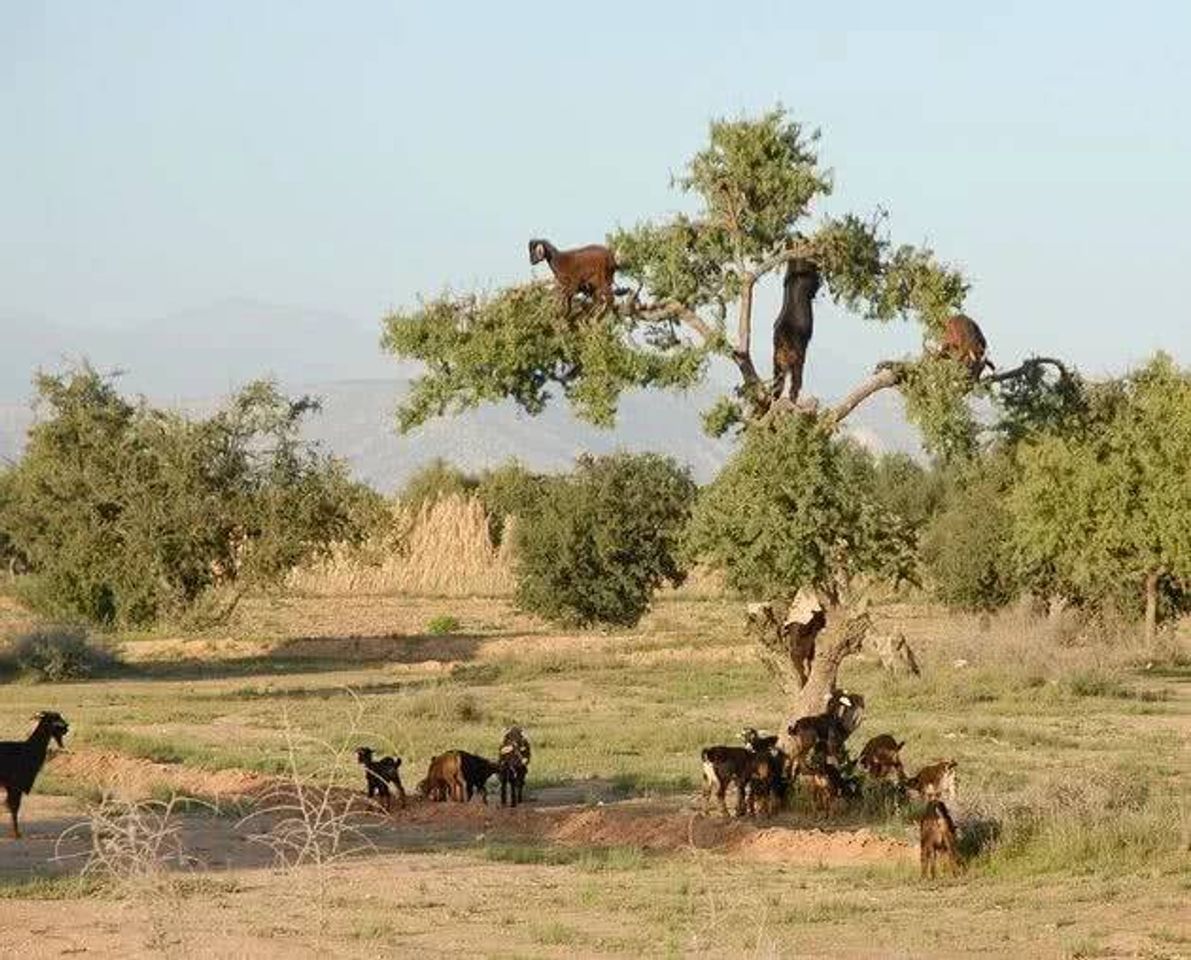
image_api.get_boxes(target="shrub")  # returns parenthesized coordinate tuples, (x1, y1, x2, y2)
(684, 416, 918, 598)
(513, 453, 696, 627)
(0, 627, 119, 682)
(425, 614, 461, 635)
(398, 459, 478, 511)
(0, 368, 378, 628)
(475, 460, 547, 545)
(921, 468, 1018, 612)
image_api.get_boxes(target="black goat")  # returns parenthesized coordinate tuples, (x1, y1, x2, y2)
(356, 747, 406, 810)
(772, 257, 821, 403)
(701, 745, 780, 818)
(528, 238, 622, 315)
(741, 727, 779, 754)
(498, 726, 531, 808)
(1, 711, 69, 838)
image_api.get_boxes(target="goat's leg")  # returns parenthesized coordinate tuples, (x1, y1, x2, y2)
(393, 777, 407, 808)
(5, 789, 21, 839)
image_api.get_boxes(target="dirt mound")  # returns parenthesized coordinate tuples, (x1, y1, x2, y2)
(48, 749, 270, 802)
(543, 805, 914, 866)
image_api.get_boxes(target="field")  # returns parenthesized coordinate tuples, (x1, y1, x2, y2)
(0, 591, 1188, 959)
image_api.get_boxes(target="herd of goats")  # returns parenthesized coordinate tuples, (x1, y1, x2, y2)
(1, 233, 983, 881)
(3, 699, 961, 878)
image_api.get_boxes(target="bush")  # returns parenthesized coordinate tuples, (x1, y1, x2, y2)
(0, 627, 119, 682)
(684, 416, 918, 598)
(0, 369, 378, 628)
(474, 461, 547, 545)
(513, 453, 696, 627)
(921, 465, 1018, 612)
(398, 459, 478, 511)
(425, 614, 461, 635)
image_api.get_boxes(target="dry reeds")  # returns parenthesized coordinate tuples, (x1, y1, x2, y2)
(288, 494, 517, 597)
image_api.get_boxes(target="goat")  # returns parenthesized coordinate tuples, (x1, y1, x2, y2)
(796, 762, 853, 816)
(858, 734, 906, 784)
(701, 745, 779, 818)
(939, 314, 994, 379)
(772, 258, 822, 403)
(905, 760, 958, 804)
(741, 727, 779, 755)
(356, 747, 406, 810)
(498, 726, 531, 808)
(1, 711, 69, 839)
(919, 800, 962, 879)
(458, 751, 501, 804)
(418, 752, 463, 802)
(528, 239, 621, 316)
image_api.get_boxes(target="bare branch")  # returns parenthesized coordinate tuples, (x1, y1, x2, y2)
(824, 364, 905, 428)
(985, 356, 1072, 384)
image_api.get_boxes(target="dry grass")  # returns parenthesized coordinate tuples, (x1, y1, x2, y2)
(288, 495, 517, 597)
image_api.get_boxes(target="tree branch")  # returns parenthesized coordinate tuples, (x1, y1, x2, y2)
(985, 356, 1072, 384)
(823, 363, 905, 428)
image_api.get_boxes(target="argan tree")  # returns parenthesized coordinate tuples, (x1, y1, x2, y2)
(1009, 353, 1191, 640)
(381, 106, 1072, 723)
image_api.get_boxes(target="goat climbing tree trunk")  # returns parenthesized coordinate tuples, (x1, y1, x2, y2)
(777, 601, 873, 756)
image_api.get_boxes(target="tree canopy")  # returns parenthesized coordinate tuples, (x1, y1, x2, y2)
(0, 369, 378, 628)
(381, 106, 1018, 455)
(1008, 353, 1191, 636)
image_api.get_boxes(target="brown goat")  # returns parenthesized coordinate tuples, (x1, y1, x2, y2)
(498, 726, 531, 808)
(919, 800, 962, 879)
(905, 760, 958, 804)
(797, 763, 850, 816)
(939, 314, 994, 379)
(858, 734, 906, 784)
(528, 238, 619, 315)
(418, 752, 463, 802)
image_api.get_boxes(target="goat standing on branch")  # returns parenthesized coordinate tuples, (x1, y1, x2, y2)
(528, 238, 624, 316)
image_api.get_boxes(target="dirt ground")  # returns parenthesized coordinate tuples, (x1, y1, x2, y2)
(1, 594, 1188, 958)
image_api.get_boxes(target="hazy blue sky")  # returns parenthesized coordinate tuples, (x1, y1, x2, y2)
(3, 1, 1188, 390)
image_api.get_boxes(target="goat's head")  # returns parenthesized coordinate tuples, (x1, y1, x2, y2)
(528, 239, 551, 265)
(355, 746, 374, 765)
(34, 711, 69, 748)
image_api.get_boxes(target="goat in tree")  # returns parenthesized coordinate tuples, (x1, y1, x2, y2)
(772, 258, 822, 403)
(528, 239, 621, 316)
(939, 314, 994, 379)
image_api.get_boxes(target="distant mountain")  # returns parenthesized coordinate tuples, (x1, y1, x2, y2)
(0, 299, 921, 486)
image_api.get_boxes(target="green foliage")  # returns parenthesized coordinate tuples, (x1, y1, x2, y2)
(381, 283, 707, 432)
(398, 459, 479, 510)
(922, 461, 1019, 612)
(898, 358, 982, 461)
(870, 452, 945, 530)
(513, 453, 696, 626)
(383, 107, 969, 436)
(425, 614, 461, 636)
(1008, 354, 1191, 620)
(0, 368, 377, 628)
(683, 417, 918, 598)
(0, 627, 120, 682)
(474, 460, 547, 545)
(1009, 354, 1191, 624)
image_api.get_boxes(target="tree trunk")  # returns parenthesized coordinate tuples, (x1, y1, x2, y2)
(777, 601, 872, 755)
(1143, 570, 1161, 643)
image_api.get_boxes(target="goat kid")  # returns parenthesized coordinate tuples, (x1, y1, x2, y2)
(701, 745, 780, 818)
(905, 760, 958, 804)
(356, 747, 406, 810)
(919, 800, 962, 879)
(858, 734, 906, 784)
(498, 726, 531, 808)
(1, 711, 69, 839)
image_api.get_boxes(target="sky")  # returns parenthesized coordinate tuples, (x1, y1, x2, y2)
(3, 1, 1189, 402)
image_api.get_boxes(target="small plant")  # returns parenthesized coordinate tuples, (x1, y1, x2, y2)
(425, 614, 461, 635)
(0, 626, 119, 682)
